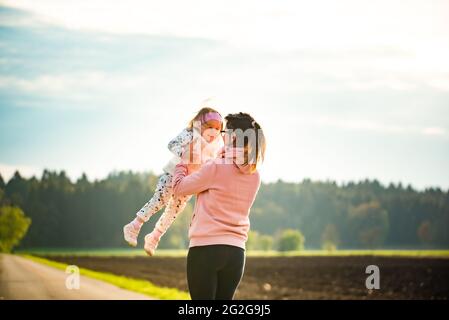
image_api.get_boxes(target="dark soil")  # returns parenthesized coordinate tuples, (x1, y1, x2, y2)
(43, 255, 449, 300)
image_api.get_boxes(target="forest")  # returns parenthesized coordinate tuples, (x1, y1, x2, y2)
(1, 169, 448, 250)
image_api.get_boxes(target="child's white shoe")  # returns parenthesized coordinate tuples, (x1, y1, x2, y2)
(144, 233, 159, 256)
(123, 223, 139, 247)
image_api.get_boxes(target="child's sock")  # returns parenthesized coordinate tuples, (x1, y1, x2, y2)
(131, 217, 144, 230)
(151, 228, 163, 241)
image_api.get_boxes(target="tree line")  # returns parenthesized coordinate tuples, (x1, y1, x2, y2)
(0, 169, 448, 251)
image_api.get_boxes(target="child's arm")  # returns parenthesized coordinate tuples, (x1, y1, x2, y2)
(172, 161, 216, 197)
(167, 129, 193, 157)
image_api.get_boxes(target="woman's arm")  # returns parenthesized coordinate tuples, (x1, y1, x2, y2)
(172, 161, 216, 197)
(167, 129, 193, 157)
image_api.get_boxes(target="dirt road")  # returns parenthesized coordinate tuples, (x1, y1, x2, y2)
(0, 254, 153, 300)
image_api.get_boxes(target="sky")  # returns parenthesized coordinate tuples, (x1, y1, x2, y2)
(0, 0, 448, 190)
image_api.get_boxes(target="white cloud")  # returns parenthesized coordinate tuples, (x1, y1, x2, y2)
(3, 0, 449, 52)
(1, 61, 448, 112)
(0, 72, 148, 95)
(0, 71, 173, 109)
(298, 115, 449, 138)
(1, 0, 449, 101)
(422, 127, 446, 136)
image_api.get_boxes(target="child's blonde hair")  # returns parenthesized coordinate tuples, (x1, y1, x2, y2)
(188, 107, 224, 131)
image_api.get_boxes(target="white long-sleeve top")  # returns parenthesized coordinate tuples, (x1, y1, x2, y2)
(163, 128, 224, 175)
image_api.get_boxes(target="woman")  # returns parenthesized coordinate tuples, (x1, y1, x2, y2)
(172, 112, 266, 300)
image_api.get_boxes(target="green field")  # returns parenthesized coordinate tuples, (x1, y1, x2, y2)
(17, 248, 449, 258)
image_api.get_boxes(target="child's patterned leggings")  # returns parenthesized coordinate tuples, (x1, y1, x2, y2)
(136, 172, 191, 236)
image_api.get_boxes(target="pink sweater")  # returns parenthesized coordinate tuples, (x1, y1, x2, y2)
(172, 158, 261, 250)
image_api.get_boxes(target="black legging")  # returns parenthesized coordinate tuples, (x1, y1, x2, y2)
(187, 244, 245, 300)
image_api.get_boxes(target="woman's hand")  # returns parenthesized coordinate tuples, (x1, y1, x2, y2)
(187, 162, 201, 174)
(218, 146, 226, 158)
(180, 158, 200, 174)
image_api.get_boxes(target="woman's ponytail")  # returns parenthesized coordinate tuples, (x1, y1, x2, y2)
(253, 120, 266, 168)
(225, 113, 266, 173)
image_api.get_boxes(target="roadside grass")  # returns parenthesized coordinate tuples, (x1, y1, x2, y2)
(22, 254, 190, 300)
(246, 249, 449, 258)
(17, 248, 449, 258)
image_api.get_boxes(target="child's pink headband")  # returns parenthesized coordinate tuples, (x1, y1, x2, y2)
(202, 112, 223, 123)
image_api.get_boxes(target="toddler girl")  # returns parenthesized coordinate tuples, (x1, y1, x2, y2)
(123, 107, 224, 255)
